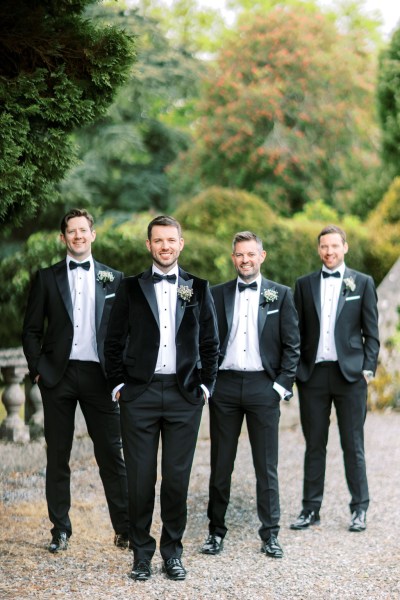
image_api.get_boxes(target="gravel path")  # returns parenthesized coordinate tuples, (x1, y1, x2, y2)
(1, 402, 399, 599)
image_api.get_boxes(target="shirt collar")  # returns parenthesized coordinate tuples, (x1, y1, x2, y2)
(237, 274, 262, 289)
(152, 264, 179, 277)
(67, 255, 93, 267)
(321, 263, 345, 277)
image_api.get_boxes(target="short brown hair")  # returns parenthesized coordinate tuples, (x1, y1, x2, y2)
(147, 215, 182, 240)
(318, 224, 346, 244)
(60, 208, 94, 234)
(232, 231, 263, 252)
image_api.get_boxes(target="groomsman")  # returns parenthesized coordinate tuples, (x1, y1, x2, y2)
(291, 225, 379, 532)
(201, 231, 300, 558)
(22, 208, 129, 553)
(104, 215, 219, 581)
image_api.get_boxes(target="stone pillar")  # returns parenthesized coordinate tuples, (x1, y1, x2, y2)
(25, 377, 44, 438)
(0, 365, 30, 443)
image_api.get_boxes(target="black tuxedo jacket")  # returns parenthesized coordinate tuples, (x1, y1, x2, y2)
(294, 267, 379, 383)
(104, 267, 219, 404)
(211, 277, 300, 396)
(22, 258, 123, 388)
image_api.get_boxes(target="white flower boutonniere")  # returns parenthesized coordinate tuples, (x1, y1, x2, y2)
(261, 288, 279, 305)
(343, 276, 356, 293)
(97, 270, 115, 285)
(177, 285, 193, 305)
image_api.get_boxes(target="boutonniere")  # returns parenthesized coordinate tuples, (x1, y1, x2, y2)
(343, 276, 356, 293)
(177, 285, 193, 306)
(97, 270, 115, 286)
(261, 288, 278, 307)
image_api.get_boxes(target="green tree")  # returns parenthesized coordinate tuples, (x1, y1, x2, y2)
(59, 4, 203, 214)
(171, 6, 380, 215)
(0, 0, 135, 227)
(377, 28, 400, 175)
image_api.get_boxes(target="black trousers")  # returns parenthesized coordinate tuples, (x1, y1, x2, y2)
(119, 375, 203, 561)
(207, 370, 281, 541)
(297, 361, 369, 513)
(40, 361, 129, 537)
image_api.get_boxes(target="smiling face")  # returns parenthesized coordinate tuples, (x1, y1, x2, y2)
(318, 232, 348, 270)
(231, 239, 266, 282)
(60, 216, 96, 260)
(146, 225, 184, 272)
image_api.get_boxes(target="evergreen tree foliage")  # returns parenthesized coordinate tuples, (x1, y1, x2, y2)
(0, 0, 136, 226)
(59, 5, 203, 214)
(377, 28, 400, 174)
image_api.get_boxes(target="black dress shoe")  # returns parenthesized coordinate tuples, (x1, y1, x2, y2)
(290, 509, 320, 530)
(201, 534, 224, 555)
(349, 509, 367, 532)
(130, 559, 152, 581)
(114, 533, 130, 549)
(261, 534, 283, 558)
(49, 531, 68, 553)
(163, 557, 186, 581)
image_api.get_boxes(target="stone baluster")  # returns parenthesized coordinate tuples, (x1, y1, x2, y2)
(24, 377, 44, 438)
(0, 365, 30, 443)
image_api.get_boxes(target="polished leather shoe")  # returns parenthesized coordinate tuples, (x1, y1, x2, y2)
(114, 533, 130, 549)
(130, 559, 152, 581)
(349, 509, 367, 532)
(48, 531, 68, 553)
(290, 509, 320, 530)
(163, 557, 186, 581)
(261, 534, 283, 558)
(201, 534, 224, 555)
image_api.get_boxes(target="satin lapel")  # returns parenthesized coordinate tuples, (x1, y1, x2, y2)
(54, 259, 73, 324)
(311, 271, 321, 322)
(335, 267, 351, 322)
(258, 277, 269, 336)
(222, 280, 237, 349)
(176, 270, 193, 334)
(94, 260, 106, 333)
(139, 268, 159, 327)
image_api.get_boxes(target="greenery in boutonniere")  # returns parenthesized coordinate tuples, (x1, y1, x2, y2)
(261, 288, 278, 307)
(97, 270, 115, 286)
(177, 285, 193, 306)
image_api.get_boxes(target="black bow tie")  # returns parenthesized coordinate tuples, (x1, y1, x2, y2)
(238, 281, 258, 292)
(152, 272, 177, 284)
(69, 260, 90, 271)
(322, 271, 340, 279)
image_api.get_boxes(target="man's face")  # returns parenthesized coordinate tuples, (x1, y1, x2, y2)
(146, 225, 184, 272)
(318, 233, 348, 270)
(60, 216, 96, 260)
(231, 240, 266, 282)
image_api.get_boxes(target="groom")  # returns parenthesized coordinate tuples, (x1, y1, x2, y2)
(22, 208, 129, 552)
(104, 215, 219, 582)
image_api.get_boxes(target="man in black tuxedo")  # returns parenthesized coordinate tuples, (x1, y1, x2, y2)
(22, 208, 129, 553)
(104, 215, 219, 582)
(201, 231, 300, 559)
(290, 224, 379, 533)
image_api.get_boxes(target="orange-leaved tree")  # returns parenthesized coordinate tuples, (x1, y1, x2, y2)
(171, 6, 380, 216)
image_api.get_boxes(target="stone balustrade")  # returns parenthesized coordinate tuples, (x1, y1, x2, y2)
(0, 347, 43, 443)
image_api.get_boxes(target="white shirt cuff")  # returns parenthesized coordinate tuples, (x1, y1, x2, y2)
(112, 383, 125, 402)
(273, 381, 290, 401)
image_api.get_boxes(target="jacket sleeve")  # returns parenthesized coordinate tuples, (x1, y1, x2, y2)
(104, 278, 131, 391)
(21, 271, 46, 381)
(361, 276, 380, 373)
(198, 283, 219, 395)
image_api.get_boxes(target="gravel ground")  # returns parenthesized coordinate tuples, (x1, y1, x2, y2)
(1, 400, 400, 600)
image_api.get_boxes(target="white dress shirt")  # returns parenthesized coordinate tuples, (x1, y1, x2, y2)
(220, 275, 288, 399)
(316, 263, 345, 363)
(67, 255, 99, 363)
(221, 275, 264, 372)
(153, 265, 178, 374)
